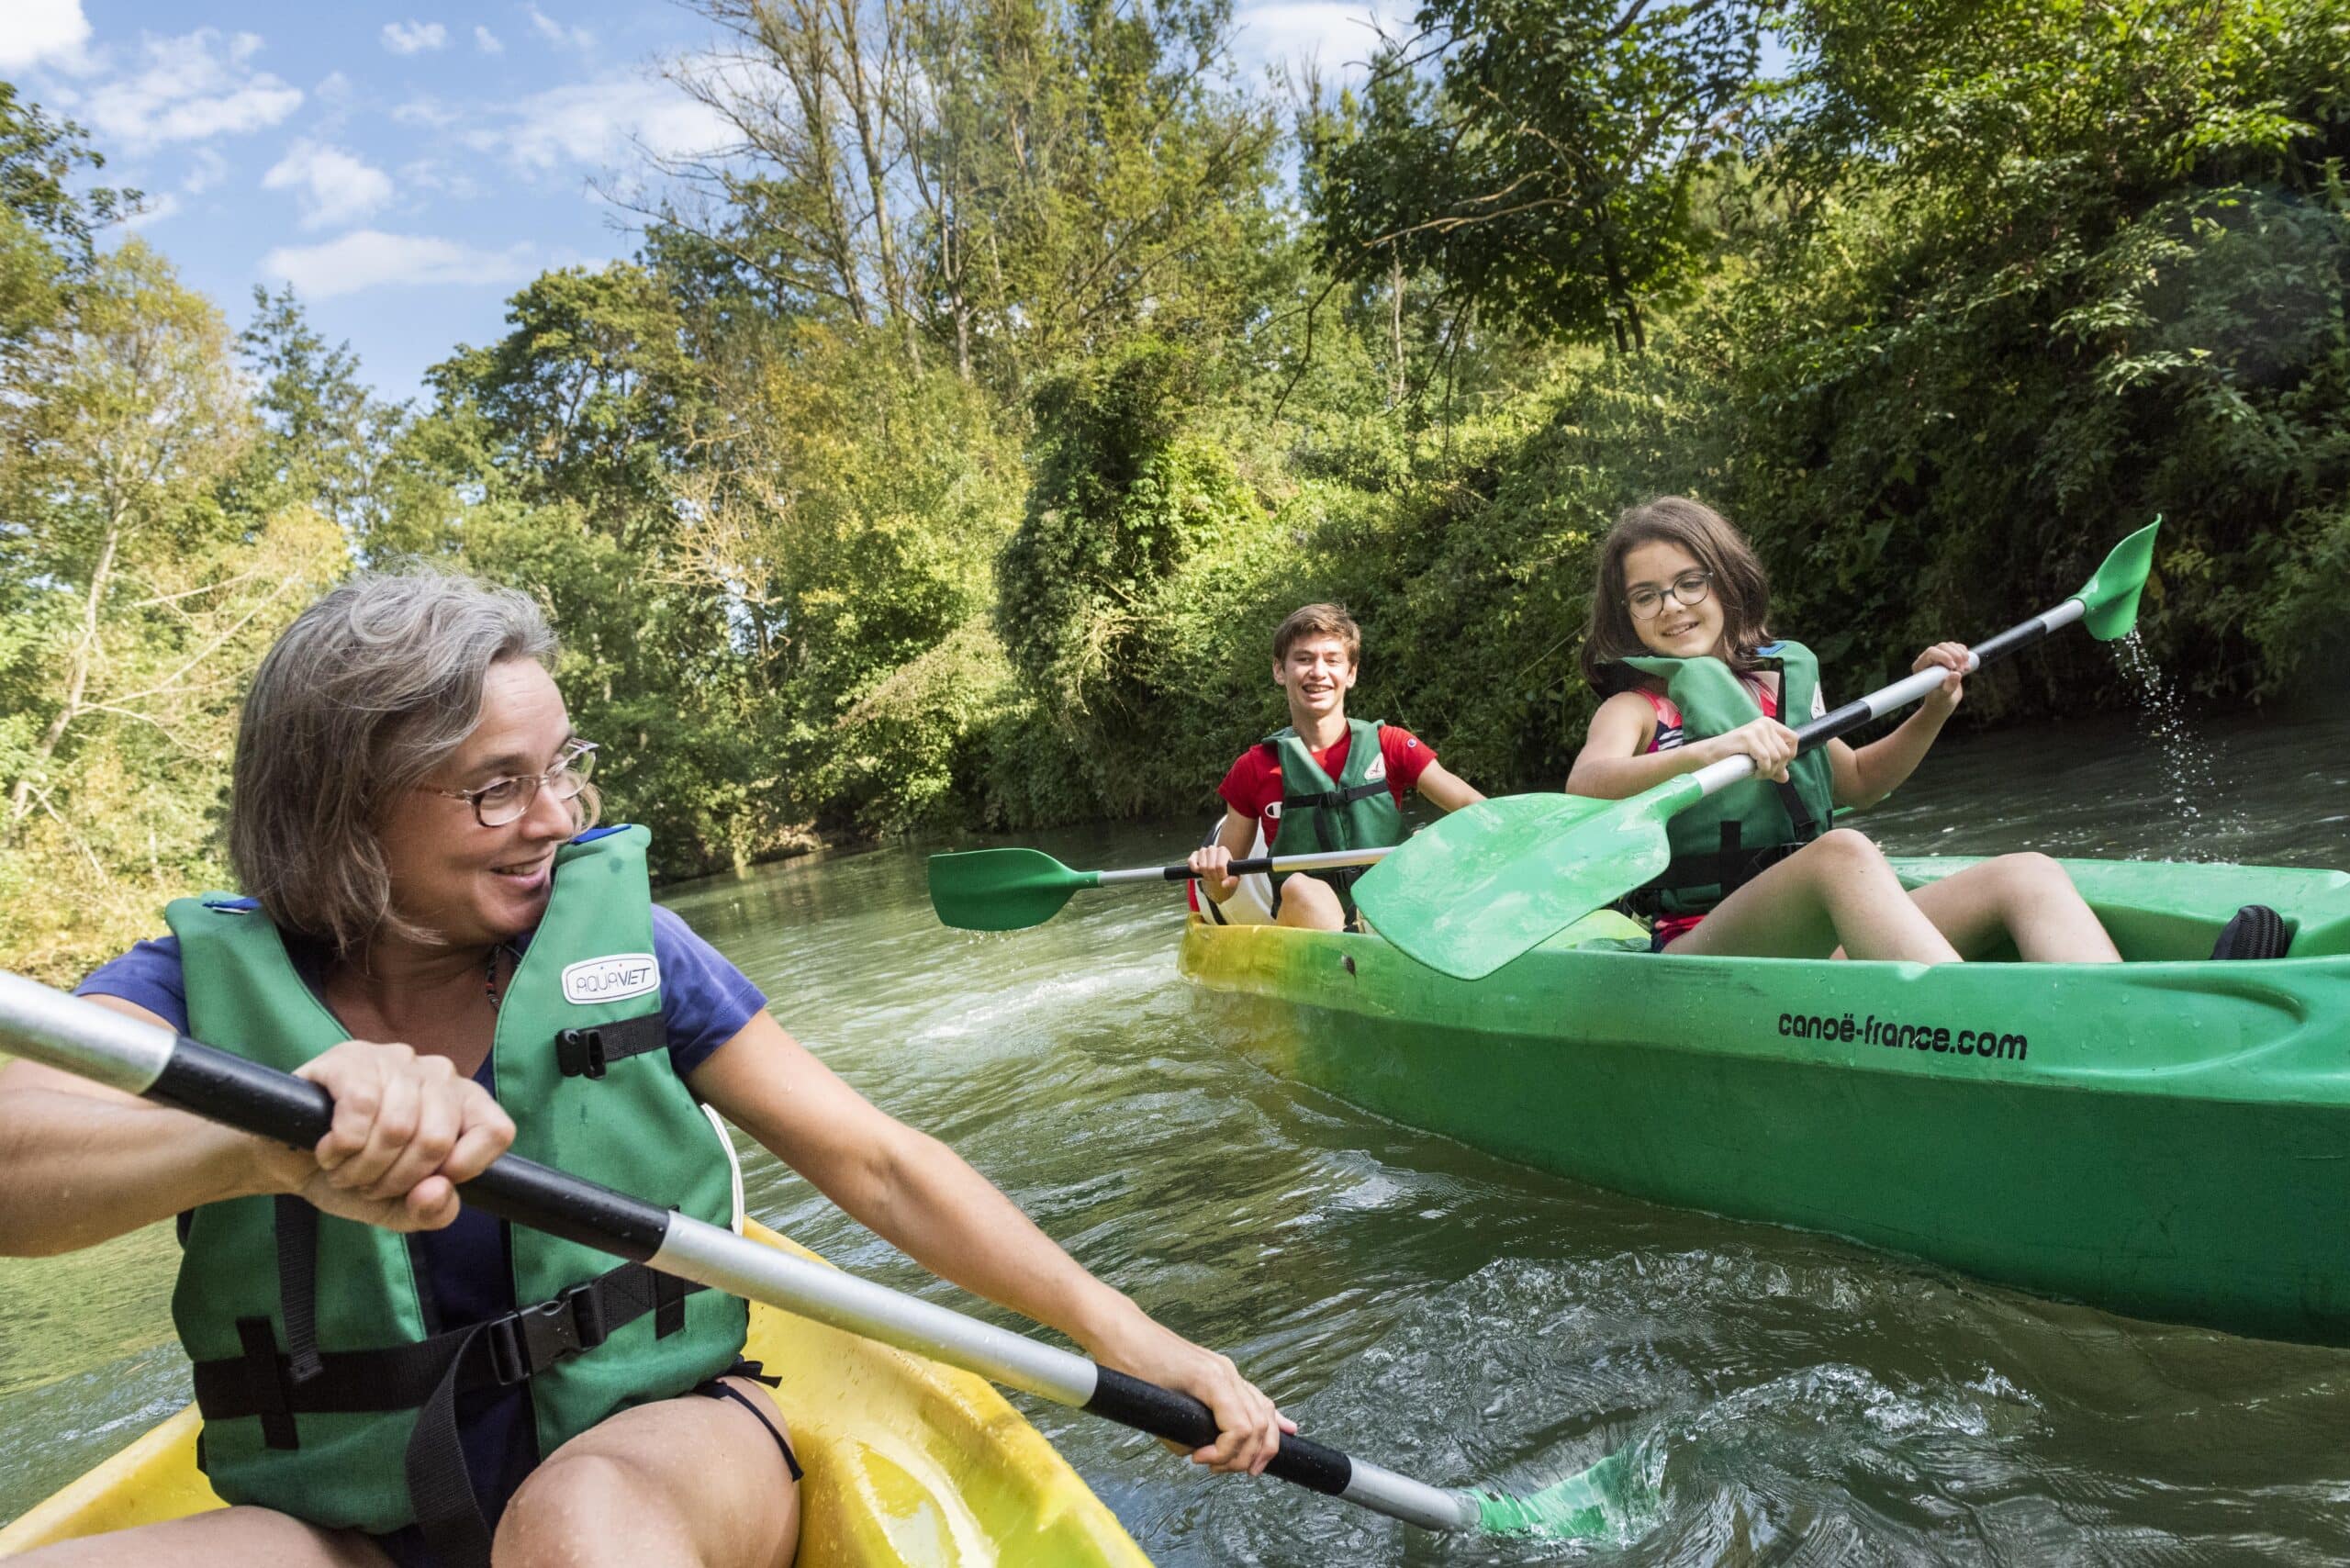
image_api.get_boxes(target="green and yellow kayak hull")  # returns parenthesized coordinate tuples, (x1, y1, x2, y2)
(0, 1221, 1151, 1566)
(1181, 856, 2350, 1345)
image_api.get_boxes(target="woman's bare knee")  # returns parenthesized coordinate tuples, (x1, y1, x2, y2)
(497, 1452, 682, 1567)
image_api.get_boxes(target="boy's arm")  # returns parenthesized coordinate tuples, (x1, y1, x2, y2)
(1413, 760, 1483, 812)
(1187, 809, 1259, 903)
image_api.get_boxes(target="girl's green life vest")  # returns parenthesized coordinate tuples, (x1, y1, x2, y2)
(1617, 642, 1838, 917)
(164, 824, 746, 1535)
(1262, 718, 1405, 919)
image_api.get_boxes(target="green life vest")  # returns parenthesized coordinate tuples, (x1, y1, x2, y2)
(165, 824, 745, 1562)
(1617, 642, 1837, 917)
(1263, 719, 1405, 919)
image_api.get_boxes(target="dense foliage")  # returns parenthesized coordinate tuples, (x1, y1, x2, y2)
(3, 0, 2345, 979)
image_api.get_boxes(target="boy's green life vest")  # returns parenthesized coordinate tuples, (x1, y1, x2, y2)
(1617, 642, 1837, 917)
(165, 824, 745, 1552)
(1263, 718, 1405, 919)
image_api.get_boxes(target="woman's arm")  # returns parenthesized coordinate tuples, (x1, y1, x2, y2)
(0, 995, 512, 1256)
(1831, 643, 1967, 808)
(693, 1014, 1290, 1473)
(1566, 691, 1800, 798)
(1413, 760, 1484, 812)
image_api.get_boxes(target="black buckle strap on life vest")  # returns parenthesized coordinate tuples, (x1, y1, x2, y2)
(192, 1260, 709, 1568)
(232, 1316, 300, 1450)
(554, 1010, 666, 1079)
(274, 1195, 325, 1386)
(1280, 778, 1390, 815)
(189, 1260, 707, 1427)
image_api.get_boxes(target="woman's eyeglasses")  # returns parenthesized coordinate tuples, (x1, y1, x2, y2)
(1627, 570, 1713, 622)
(425, 740, 598, 828)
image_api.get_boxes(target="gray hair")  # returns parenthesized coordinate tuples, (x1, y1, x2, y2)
(230, 569, 587, 955)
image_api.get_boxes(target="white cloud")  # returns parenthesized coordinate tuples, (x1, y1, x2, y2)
(475, 26, 505, 54)
(258, 230, 534, 299)
(182, 146, 229, 194)
(0, 0, 92, 72)
(381, 20, 449, 55)
(79, 30, 303, 152)
(1230, 0, 1396, 73)
(316, 70, 353, 102)
(393, 97, 462, 129)
(400, 159, 486, 199)
(262, 140, 396, 230)
(526, 6, 595, 50)
(469, 77, 731, 174)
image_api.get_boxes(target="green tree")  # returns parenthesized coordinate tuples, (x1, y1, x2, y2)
(0, 242, 343, 980)
(1312, 0, 1772, 351)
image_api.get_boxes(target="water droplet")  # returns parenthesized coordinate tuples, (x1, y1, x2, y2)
(2111, 633, 2239, 854)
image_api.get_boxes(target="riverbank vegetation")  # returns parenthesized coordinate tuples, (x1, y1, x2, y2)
(3, 1, 2345, 979)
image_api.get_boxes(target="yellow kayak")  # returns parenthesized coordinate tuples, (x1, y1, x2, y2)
(0, 1221, 1152, 1566)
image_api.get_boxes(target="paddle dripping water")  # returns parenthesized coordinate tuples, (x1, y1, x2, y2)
(2112, 631, 2235, 843)
(7, 710, 2350, 1562)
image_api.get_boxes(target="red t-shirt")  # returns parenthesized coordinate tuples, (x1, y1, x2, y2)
(1218, 725, 1435, 847)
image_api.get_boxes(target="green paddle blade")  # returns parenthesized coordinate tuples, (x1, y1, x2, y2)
(1353, 784, 1703, 981)
(2072, 518, 2160, 641)
(1472, 1446, 1648, 1538)
(926, 847, 1098, 931)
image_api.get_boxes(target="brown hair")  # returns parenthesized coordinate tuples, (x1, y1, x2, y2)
(1272, 602, 1362, 664)
(1577, 496, 1774, 693)
(229, 570, 597, 956)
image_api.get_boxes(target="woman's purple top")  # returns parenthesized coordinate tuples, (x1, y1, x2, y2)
(73, 903, 767, 1562)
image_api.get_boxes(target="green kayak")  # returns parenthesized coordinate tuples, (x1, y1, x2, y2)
(1179, 856, 2350, 1345)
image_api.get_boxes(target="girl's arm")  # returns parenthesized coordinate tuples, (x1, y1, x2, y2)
(0, 997, 512, 1255)
(692, 1014, 1291, 1474)
(1830, 643, 1967, 808)
(1567, 691, 1799, 798)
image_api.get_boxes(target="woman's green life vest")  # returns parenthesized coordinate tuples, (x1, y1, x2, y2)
(164, 824, 746, 1535)
(1617, 642, 1838, 917)
(1262, 719, 1405, 918)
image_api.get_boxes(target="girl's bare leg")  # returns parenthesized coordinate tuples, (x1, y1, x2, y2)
(1903, 853, 2122, 963)
(1664, 829, 1962, 963)
(10, 1506, 391, 1568)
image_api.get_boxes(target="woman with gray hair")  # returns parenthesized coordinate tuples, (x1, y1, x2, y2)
(0, 571, 1288, 1568)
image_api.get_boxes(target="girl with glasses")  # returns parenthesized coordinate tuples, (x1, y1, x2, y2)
(1566, 496, 2122, 963)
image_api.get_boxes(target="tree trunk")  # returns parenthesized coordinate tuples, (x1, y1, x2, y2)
(8, 510, 121, 824)
(1388, 251, 1407, 404)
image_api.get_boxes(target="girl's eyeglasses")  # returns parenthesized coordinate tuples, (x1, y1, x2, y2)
(424, 741, 598, 828)
(1628, 571, 1713, 622)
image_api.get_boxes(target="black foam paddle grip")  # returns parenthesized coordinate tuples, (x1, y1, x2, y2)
(149, 1035, 672, 1261)
(1162, 857, 1281, 881)
(1085, 1365, 1355, 1496)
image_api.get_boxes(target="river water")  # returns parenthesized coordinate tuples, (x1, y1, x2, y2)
(6, 705, 2350, 1563)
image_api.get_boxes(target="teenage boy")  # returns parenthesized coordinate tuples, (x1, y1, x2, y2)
(1189, 602, 1483, 931)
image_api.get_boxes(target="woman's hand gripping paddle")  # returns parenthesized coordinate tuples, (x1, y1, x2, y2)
(1354, 521, 2160, 981)
(928, 844, 1393, 931)
(0, 971, 1645, 1540)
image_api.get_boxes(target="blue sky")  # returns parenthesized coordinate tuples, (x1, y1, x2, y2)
(4, 0, 1392, 405)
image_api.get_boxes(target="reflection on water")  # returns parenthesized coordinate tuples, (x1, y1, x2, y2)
(6, 708, 2350, 1563)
